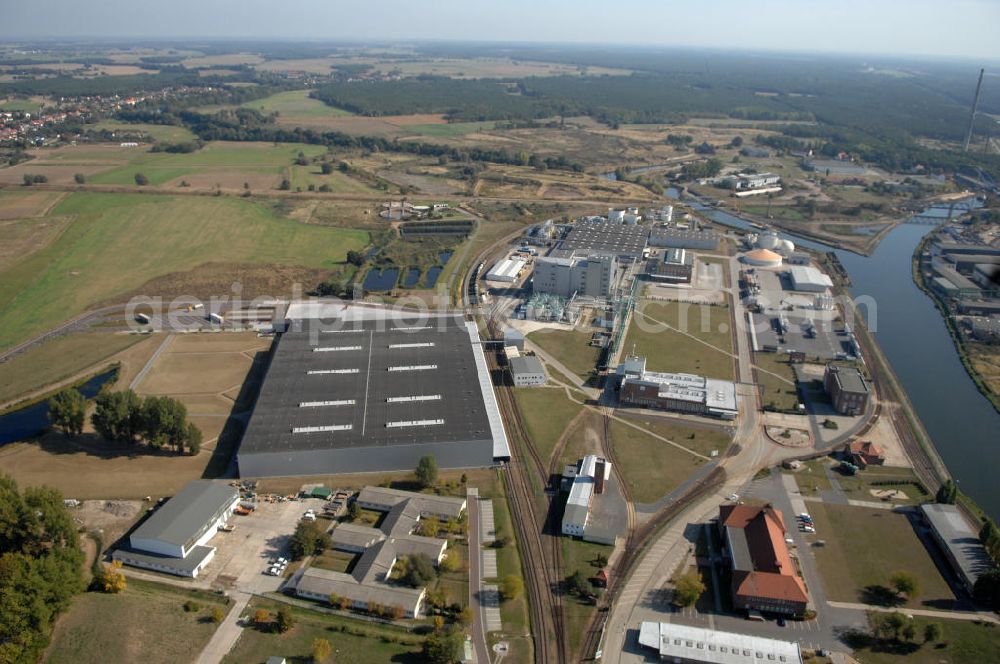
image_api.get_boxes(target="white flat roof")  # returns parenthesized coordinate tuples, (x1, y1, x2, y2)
(638, 622, 803, 664)
(789, 265, 833, 289)
(486, 257, 526, 280)
(466, 321, 511, 459)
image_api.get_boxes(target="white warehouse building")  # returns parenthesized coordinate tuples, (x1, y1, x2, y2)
(486, 257, 527, 283)
(113, 480, 240, 577)
(788, 265, 834, 292)
(561, 455, 611, 537)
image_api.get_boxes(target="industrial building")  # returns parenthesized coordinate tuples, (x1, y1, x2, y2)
(722, 172, 782, 196)
(561, 455, 611, 538)
(532, 252, 618, 299)
(788, 266, 834, 292)
(718, 504, 810, 617)
(648, 226, 720, 251)
(296, 488, 464, 618)
(508, 355, 546, 387)
(554, 219, 649, 261)
(646, 248, 694, 284)
(823, 364, 870, 416)
(237, 304, 510, 477)
(920, 503, 995, 594)
(485, 257, 527, 283)
(112, 480, 239, 578)
(617, 355, 738, 420)
(638, 621, 803, 664)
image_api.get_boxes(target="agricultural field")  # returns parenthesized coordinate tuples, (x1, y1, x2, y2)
(807, 502, 956, 608)
(45, 579, 230, 664)
(0, 192, 370, 351)
(235, 89, 353, 118)
(92, 121, 198, 143)
(87, 141, 327, 188)
(625, 300, 736, 380)
(287, 163, 380, 193)
(0, 332, 147, 407)
(608, 419, 709, 504)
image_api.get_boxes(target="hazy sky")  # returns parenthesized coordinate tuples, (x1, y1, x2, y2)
(3, 0, 999, 60)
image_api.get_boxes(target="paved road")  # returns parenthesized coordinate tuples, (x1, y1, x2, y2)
(467, 488, 491, 664)
(129, 333, 174, 390)
(195, 591, 251, 664)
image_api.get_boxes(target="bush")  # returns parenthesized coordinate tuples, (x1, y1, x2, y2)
(134, 172, 149, 186)
(183, 600, 200, 612)
(500, 574, 523, 601)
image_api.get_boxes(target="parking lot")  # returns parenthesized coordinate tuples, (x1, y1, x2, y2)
(196, 494, 333, 595)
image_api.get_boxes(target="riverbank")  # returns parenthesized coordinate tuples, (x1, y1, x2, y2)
(911, 231, 1000, 415)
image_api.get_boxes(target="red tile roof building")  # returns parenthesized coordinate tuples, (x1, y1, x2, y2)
(843, 440, 886, 468)
(718, 504, 809, 616)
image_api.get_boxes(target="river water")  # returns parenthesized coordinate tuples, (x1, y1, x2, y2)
(692, 196, 1000, 519)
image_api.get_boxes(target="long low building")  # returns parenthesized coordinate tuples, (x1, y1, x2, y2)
(638, 621, 803, 664)
(617, 355, 738, 419)
(113, 480, 239, 578)
(920, 503, 995, 594)
(295, 487, 466, 618)
(561, 455, 611, 538)
(237, 304, 510, 477)
(485, 257, 527, 283)
(787, 265, 833, 292)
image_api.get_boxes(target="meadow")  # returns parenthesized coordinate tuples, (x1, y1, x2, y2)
(0, 192, 369, 350)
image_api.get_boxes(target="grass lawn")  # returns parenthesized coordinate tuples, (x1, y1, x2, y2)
(830, 466, 929, 506)
(0, 192, 370, 351)
(222, 599, 422, 664)
(849, 616, 1000, 664)
(808, 502, 955, 608)
(46, 579, 229, 664)
(0, 332, 143, 406)
(0, 97, 44, 112)
(617, 414, 731, 458)
(311, 548, 358, 574)
(513, 386, 584, 467)
(788, 459, 835, 494)
(754, 352, 800, 411)
(626, 300, 735, 380)
(93, 121, 197, 143)
(88, 142, 327, 186)
(526, 329, 602, 381)
(561, 537, 612, 662)
(609, 419, 708, 504)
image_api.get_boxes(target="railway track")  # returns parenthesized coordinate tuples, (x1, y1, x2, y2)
(484, 322, 567, 664)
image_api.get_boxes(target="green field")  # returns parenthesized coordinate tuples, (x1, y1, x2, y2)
(0, 332, 144, 406)
(238, 89, 355, 118)
(87, 142, 327, 186)
(616, 414, 731, 458)
(561, 537, 612, 661)
(808, 502, 955, 608)
(92, 121, 198, 143)
(0, 192, 370, 351)
(0, 97, 43, 112)
(288, 164, 381, 193)
(609, 419, 708, 503)
(625, 300, 735, 380)
(513, 386, 584, 466)
(46, 579, 229, 664)
(849, 616, 1000, 664)
(526, 329, 602, 381)
(753, 352, 800, 411)
(221, 599, 422, 664)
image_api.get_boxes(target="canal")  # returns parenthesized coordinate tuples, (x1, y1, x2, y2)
(694, 196, 1000, 519)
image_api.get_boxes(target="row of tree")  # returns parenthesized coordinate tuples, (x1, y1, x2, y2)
(48, 387, 202, 454)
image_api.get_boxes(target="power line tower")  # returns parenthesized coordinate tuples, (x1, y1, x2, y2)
(963, 68, 986, 153)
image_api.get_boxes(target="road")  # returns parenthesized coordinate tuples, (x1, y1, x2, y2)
(467, 488, 491, 664)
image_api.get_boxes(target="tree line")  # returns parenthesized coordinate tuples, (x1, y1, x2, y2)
(0, 475, 85, 664)
(48, 387, 202, 454)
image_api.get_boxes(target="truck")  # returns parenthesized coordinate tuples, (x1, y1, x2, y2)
(209, 312, 224, 325)
(135, 313, 151, 325)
